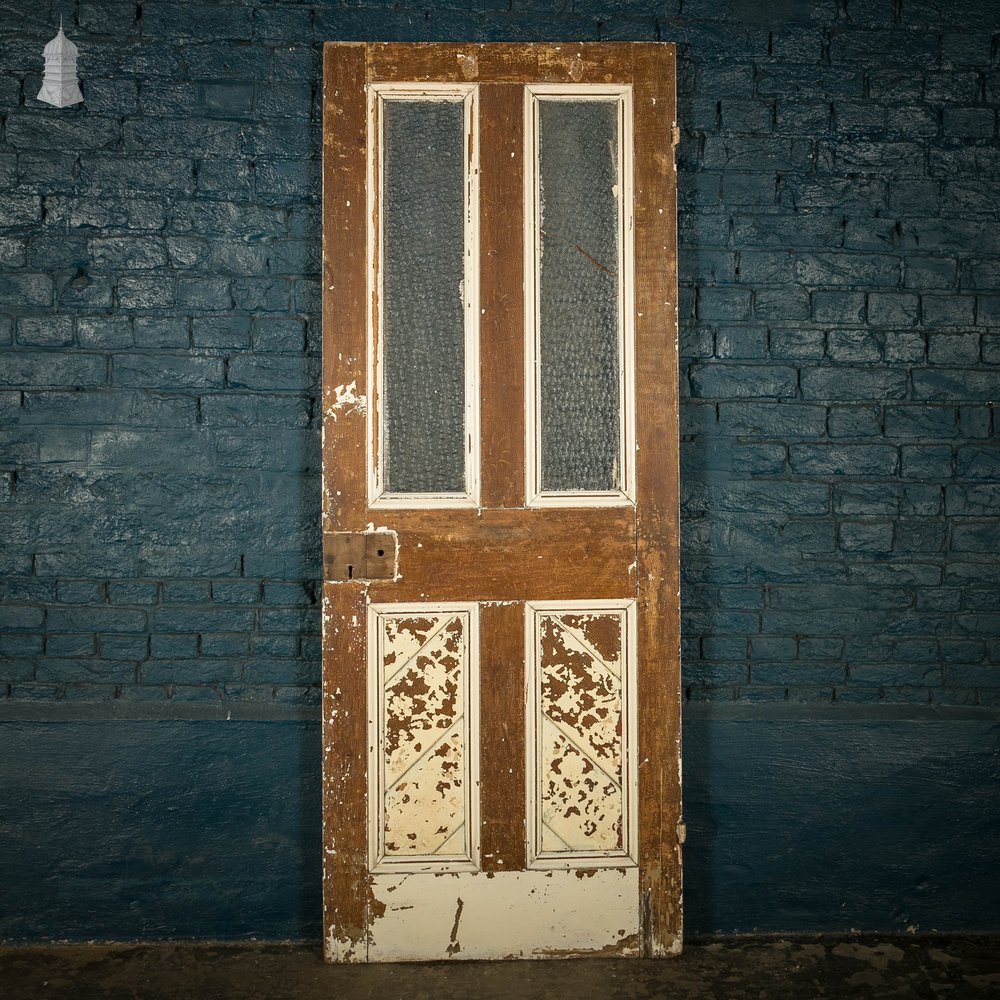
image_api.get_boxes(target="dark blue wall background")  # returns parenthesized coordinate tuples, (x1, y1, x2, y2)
(1, 0, 998, 941)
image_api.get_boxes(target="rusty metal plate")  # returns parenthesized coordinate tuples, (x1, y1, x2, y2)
(325, 531, 397, 582)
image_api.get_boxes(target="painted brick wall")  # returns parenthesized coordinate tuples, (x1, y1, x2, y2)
(1, 0, 999, 941)
(2, 0, 998, 707)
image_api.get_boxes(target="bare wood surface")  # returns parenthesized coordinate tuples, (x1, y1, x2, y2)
(321, 42, 370, 963)
(359, 507, 637, 603)
(479, 602, 527, 872)
(365, 42, 634, 86)
(631, 42, 682, 958)
(322, 42, 368, 534)
(320, 581, 369, 961)
(479, 83, 526, 509)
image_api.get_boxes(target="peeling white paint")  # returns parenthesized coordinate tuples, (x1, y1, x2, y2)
(327, 380, 367, 420)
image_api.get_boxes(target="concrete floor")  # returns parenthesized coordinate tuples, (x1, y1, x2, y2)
(2, 936, 999, 999)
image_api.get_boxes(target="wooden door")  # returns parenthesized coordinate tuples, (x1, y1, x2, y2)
(321, 42, 680, 963)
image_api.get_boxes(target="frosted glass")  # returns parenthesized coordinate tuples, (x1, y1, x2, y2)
(537, 99, 621, 493)
(382, 99, 466, 494)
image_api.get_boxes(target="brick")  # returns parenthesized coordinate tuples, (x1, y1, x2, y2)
(827, 329, 883, 363)
(226, 356, 315, 392)
(868, 292, 919, 327)
(100, 635, 150, 660)
(812, 292, 865, 325)
(113, 354, 224, 390)
(252, 319, 306, 353)
(77, 317, 134, 350)
(690, 363, 797, 399)
(0, 273, 54, 307)
(912, 369, 996, 401)
(946, 485, 1000, 516)
(800, 367, 907, 401)
(16, 316, 74, 347)
(142, 659, 242, 684)
(927, 333, 980, 365)
(191, 316, 252, 349)
(200, 633, 250, 657)
(715, 327, 768, 359)
(716, 402, 827, 438)
(116, 277, 175, 310)
(905, 257, 957, 291)
(955, 445, 1000, 480)
(0, 352, 107, 388)
(901, 445, 954, 479)
(922, 296, 976, 329)
(827, 405, 882, 438)
(200, 394, 311, 428)
(942, 107, 995, 139)
(769, 328, 826, 360)
(790, 444, 898, 476)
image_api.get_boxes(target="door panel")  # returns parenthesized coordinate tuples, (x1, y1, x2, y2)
(321, 42, 680, 963)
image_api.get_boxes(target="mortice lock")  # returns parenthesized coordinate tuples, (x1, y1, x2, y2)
(325, 530, 397, 582)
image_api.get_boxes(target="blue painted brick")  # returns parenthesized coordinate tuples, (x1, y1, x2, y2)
(151, 634, 198, 658)
(827, 405, 882, 438)
(108, 582, 159, 605)
(253, 635, 299, 657)
(801, 367, 907, 401)
(901, 445, 954, 479)
(868, 292, 919, 327)
(927, 333, 981, 366)
(142, 659, 242, 684)
(790, 444, 898, 476)
(191, 316, 252, 350)
(55, 581, 106, 604)
(828, 329, 883, 363)
(812, 291, 865, 324)
(200, 633, 250, 657)
(100, 636, 150, 660)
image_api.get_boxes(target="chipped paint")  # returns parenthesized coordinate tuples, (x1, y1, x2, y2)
(539, 612, 624, 854)
(327, 379, 367, 420)
(369, 605, 479, 873)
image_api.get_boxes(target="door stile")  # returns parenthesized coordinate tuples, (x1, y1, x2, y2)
(321, 42, 372, 961)
(632, 43, 682, 957)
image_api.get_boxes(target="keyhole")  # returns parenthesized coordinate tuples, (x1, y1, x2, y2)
(347, 564, 353, 579)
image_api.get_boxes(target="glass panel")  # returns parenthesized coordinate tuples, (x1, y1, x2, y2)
(381, 99, 467, 494)
(537, 99, 621, 493)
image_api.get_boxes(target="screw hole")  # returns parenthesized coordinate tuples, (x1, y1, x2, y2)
(377, 549, 384, 557)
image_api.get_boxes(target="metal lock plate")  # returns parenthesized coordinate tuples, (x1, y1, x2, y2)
(326, 530, 397, 582)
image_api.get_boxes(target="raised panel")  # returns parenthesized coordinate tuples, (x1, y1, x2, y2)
(368, 603, 479, 872)
(526, 600, 637, 869)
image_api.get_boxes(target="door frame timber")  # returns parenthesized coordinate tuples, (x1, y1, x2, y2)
(321, 41, 681, 961)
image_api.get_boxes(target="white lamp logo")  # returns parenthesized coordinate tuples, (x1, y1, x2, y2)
(37, 18, 83, 108)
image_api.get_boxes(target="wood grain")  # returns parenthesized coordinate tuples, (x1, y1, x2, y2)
(322, 42, 368, 533)
(366, 42, 634, 86)
(359, 506, 637, 603)
(321, 42, 370, 962)
(479, 602, 527, 872)
(479, 83, 525, 509)
(631, 42, 682, 958)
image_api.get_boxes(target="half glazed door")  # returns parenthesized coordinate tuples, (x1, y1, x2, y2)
(321, 42, 680, 963)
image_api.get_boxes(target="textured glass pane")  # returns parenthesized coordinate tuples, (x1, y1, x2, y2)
(382, 100, 466, 494)
(537, 99, 621, 493)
